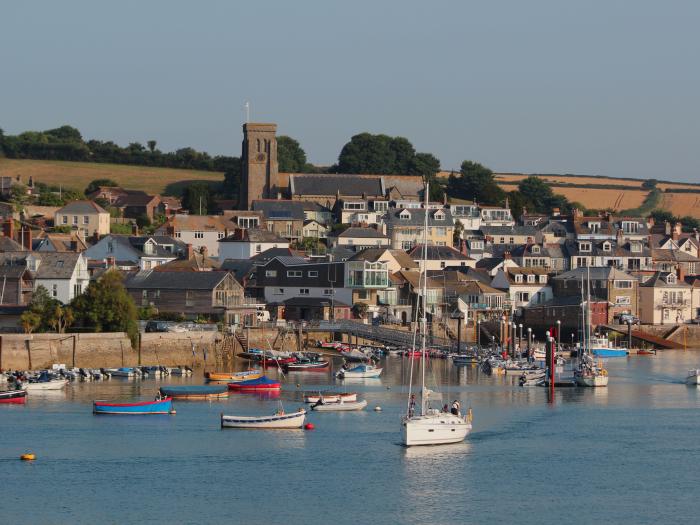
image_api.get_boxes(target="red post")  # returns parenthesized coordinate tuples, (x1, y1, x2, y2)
(549, 336, 555, 395)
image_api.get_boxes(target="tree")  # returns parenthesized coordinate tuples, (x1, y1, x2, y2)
(182, 182, 214, 215)
(642, 179, 658, 190)
(71, 270, 138, 346)
(517, 176, 557, 213)
(338, 133, 396, 174)
(352, 303, 369, 319)
(24, 285, 60, 332)
(277, 136, 310, 172)
(447, 161, 505, 205)
(85, 178, 118, 195)
(409, 152, 441, 178)
(147, 140, 157, 153)
(453, 219, 464, 245)
(136, 214, 151, 229)
(49, 305, 74, 333)
(20, 310, 41, 334)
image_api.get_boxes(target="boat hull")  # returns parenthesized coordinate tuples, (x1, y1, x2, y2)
(228, 376, 281, 391)
(221, 410, 306, 429)
(24, 379, 68, 391)
(0, 390, 27, 404)
(284, 361, 330, 372)
(575, 374, 609, 387)
(591, 349, 629, 358)
(304, 392, 357, 403)
(94, 397, 174, 415)
(402, 413, 472, 446)
(686, 370, 700, 385)
(311, 399, 367, 411)
(205, 371, 262, 382)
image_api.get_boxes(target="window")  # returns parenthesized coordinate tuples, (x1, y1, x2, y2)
(440, 262, 446, 269)
(434, 211, 445, 220)
(185, 291, 194, 307)
(237, 217, 259, 229)
(299, 289, 310, 295)
(517, 292, 530, 302)
(323, 289, 334, 295)
(265, 270, 277, 277)
(401, 241, 414, 250)
(373, 201, 389, 212)
(614, 280, 632, 289)
(399, 210, 411, 220)
(579, 242, 591, 252)
(499, 237, 505, 244)
(83, 216, 89, 225)
(308, 271, 318, 277)
(357, 290, 368, 300)
(616, 296, 631, 305)
(256, 244, 262, 253)
(194, 231, 204, 239)
(436, 227, 446, 236)
(175, 231, 181, 238)
(436, 241, 446, 246)
(287, 270, 302, 277)
(539, 275, 547, 283)
(515, 274, 523, 283)
(509, 237, 515, 244)
(52, 284, 58, 298)
(532, 246, 540, 254)
(286, 223, 293, 237)
(622, 221, 639, 234)
(62, 215, 68, 225)
(218, 232, 225, 239)
(73, 284, 82, 297)
(344, 202, 366, 211)
(603, 242, 611, 251)
(576, 257, 588, 267)
(527, 274, 535, 283)
(666, 274, 677, 284)
(588, 222, 600, 233)
(72, 216, 78, 225)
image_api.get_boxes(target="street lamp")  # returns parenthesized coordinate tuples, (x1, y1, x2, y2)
(518, 323, 523, 354)
(556, 320, 561, 353)
(491, 335, 495, 353)
(527, 327, 532, 355)
(477, 319, 481, 349)
(511, 322, 516, 357)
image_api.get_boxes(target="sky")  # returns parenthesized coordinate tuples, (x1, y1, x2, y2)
(1, 0, 699, 181)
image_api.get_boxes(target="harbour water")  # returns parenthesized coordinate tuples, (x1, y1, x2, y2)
(3, 351, 700, 524)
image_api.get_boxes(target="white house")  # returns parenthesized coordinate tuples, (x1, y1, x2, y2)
(26, 252, 90, 303)
(491, 267, 552, 313)
(84, 235, 186, 270)
(218, 228, 290, 260)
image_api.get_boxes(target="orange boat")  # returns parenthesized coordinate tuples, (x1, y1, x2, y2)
(205, 370, 262, 382)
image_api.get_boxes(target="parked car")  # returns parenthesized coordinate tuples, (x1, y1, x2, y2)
(617, 313, 639, 325)
(145, 321, 170, 333)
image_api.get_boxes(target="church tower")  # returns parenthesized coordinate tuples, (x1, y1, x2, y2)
(240, 123, 278, 210)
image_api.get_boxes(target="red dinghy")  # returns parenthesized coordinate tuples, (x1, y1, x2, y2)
(260, 357, 296, 368)
(0, 390, 27, 404)
(228, 376, 281, 391)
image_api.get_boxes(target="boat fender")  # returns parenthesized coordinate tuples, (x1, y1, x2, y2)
(304, 423, 315, 430)
(374, 406, 382, 412)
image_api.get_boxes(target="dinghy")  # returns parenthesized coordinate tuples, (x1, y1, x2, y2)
(686, 369, 700, 386)
(284, 360, 330, 372)
(221, 408, 306, 429)
(336, 363, 382, 379)
(159, 385, 228, 400)
(93, 395, 175, 415)
(0, 389, 27, 404)
(311, 399, 367, 411)
(228, 376, 281, 392)
(303, 392, 357, 403)
(205, 370, 262, 382)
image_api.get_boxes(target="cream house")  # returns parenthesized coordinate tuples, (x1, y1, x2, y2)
(638, 271, 692, 325)
(55, 201, 110, 237)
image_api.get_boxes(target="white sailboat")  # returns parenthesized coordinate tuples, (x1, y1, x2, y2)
(401, 182, 473, 447)
(574, 267, 609, 387)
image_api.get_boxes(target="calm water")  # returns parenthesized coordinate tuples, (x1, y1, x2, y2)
(2, 351, 700, 525)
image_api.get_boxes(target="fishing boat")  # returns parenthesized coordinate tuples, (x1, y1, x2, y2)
(686, 369, 700, 386)
(589, 336, 629, 358)
(336, 363, 382, 379)
(205, 370, 262, 382)
(401, 181, 472, 447)
(228, 376, 281, 391)
(93, 395, 175, 415)
(221, 408, 307, 429)
(0, 389, 27, 404)
(159, 385, 228, 400)
(22, 372, 69, 391)
(311, 398, 367, 411)
(303, 392, 357, 403)
(284, 359, 330, 372)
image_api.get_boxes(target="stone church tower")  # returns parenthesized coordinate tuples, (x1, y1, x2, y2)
(240, 122, 278, 210)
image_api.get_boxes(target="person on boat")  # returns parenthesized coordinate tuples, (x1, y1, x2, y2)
(451, 400, 460, 416)
(312, 397, 324, 408)
(408, 394, 416, 417)
(442, 404, 449, 413)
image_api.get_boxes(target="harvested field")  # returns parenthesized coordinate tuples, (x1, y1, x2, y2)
(498, 182, 648, 211)
(494, 173, 645, 188)
(659, 193, 700, 217)
(0, 158, 224, 196)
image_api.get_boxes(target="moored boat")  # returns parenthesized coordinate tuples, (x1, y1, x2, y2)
(311, 399, 368, 411)
(228, 376, 281, 391)
(303, 392, 357, 403)
(686, 369, 700, 386)
(159, 385, 228, 399)
(22, 372, 69, 391)
(0, 389, 27, 404)
(205, 370, 262, 382)
(336, 363, 382, 379)
(589, 336, 629, 358)
(284, 360, 330, 372)
(221, 409, 306, 429)
(93, 396, 175, 415)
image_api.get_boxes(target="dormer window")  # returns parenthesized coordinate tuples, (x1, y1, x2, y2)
(399, 210, 411, 220)
(531, 245, 540, 254)
(666, 273, 677, 284)
(622, 221, 639, 234)
(539, 275, 547, 284)
(433, 210, 445, 221)
(579, 242, 592, 252)
(602, 242, 611, 252)
(515, 274, 523, 283)
(527, 274, 535, 283)
(588, 222, 601, 233)
(630, 242, 642, 253)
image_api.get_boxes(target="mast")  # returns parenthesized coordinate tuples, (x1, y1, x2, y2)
(420, 181, 430, 416)
(586, 265, 592, 354)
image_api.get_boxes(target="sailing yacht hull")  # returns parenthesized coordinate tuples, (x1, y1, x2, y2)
(402, 413, 472, 446)
(575, 374, 609, 387)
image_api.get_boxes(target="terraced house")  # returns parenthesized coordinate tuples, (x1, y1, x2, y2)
(383, 208, 455, 250)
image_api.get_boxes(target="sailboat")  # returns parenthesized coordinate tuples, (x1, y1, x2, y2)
(401, 181, 473, 446)
(574, 267, 609, 387)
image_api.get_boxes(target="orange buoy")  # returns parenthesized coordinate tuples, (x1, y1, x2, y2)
(20, 453, 36, 461)
(304, 423, 315, 430)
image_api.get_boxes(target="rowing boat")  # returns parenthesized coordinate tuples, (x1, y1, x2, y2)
(93, 396, 175, 415)
(221, 409, 306, 429)
(0, 389, 27, 404)
(303, 392, 357, 403)
(159, 385, 229, 400)
(205, 370, 263, 382)
(311, 399, 367, 412)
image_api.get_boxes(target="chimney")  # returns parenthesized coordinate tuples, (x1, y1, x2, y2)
(132, 222, 139, 236)
(572, 208, 582, 219)
(3, 217, 14, 240)
(186, 243, 194, 260)
(694, 228, 699, 243)
(552, 207, 560, 217)
(277, 192, 282, 200)
(504, 251, 511, 260)
(672, 222, 682, 241)
(665, 221, 671, 236)
(647, 216, 655, 229)
(678, 264, 686, 283)
(616, 227, 623, 243)
(21, 226, 32, 251)
(106, 256, 115, 267)
(443, 192, 447, 206)
(460, 239, 468, 256)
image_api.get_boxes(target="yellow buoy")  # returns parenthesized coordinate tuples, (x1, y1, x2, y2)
(20, 453, 36, 461)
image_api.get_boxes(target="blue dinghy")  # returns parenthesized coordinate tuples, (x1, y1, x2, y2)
(93, 396, 175, 415)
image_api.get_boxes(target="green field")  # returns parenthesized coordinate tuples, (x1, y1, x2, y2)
(0, 158, 224, 196)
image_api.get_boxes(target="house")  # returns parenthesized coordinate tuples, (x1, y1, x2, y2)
(32, 232, 88, 253)
(327, 226, 390, 251)
(509, 243, 552, 269)
(300, 201, 334, 226)
(348, 248, 418, 273)
(115, 192, 163, 221)
(221, 210, 265, 230)
(160, 196, 183, 216)
(539, 219, 576, 244)
(475, 253, 519, 277)
(449, 203, 481, 232)
(84, 234, 186, 270)
(124, 270, 255, 324)
(156, 214, 236, 257)
(344, 257, 391, 317)
(480, 206, 514, 227)
(650, 249, 700, 276)
(552, 267, 639, 323)
(407, 244, 474, 271)
(491, 267, 552, 314)
(218, 228, 290, 260)
(565, 237, 652, 271)
(480, 225, 539, 246)
(638, 271, 691, 325)
(383, 208, 455, 250)
(335, 199, 384, 226)
(302, 220, 329, 239)
(55, 201, 110, 237)
(456, 280, 508, 321)
(522, 295, 609, 335)
(154, 251, 220, 272)
(0, 253, 35, 306)
(396, 270, 447, 318)
(252, 200, 305, 241)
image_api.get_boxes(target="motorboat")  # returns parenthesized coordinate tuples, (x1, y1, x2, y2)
(22, 372, 68, 391)
(221, 409, 307, 429)
(93, 395, 175, 415)
(108, 367, 140, 378)
(284, 359, 330, 372)
(589, 336, 629, 358)
(336, 363, 382, 379)
(311, 399, 367, 411)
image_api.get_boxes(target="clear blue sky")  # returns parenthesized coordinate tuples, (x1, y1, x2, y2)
(2, 1, 699, 180)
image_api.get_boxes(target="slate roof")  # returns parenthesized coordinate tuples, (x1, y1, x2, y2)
(384, 208, 455, 227)
(290, 174, 383, 197)
(480, 225, 539, 238)
(252, 200, 305, 221)
(553, 266, 637, 282)
(0, 253, 32, 278)
(124, 270, 232, 290)
(32, 233, 88, 253)
(219, 228, 288, 243)
(111, 235, 186, 258)
(0, 236, 27, 252)
(349, 248, 418, 268)
(333, 227, 387, 239)
(153, 253, 220, 272)
(640, 271, 690, 288)
(159, 214, 236, 232)
(563, 239, 650, 258)
(408, 245, 471, 261)
(651, 249, 700, 263)
(57, 200, 107, 214)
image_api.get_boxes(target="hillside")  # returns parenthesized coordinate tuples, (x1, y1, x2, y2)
(0, 158, 224, 196)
